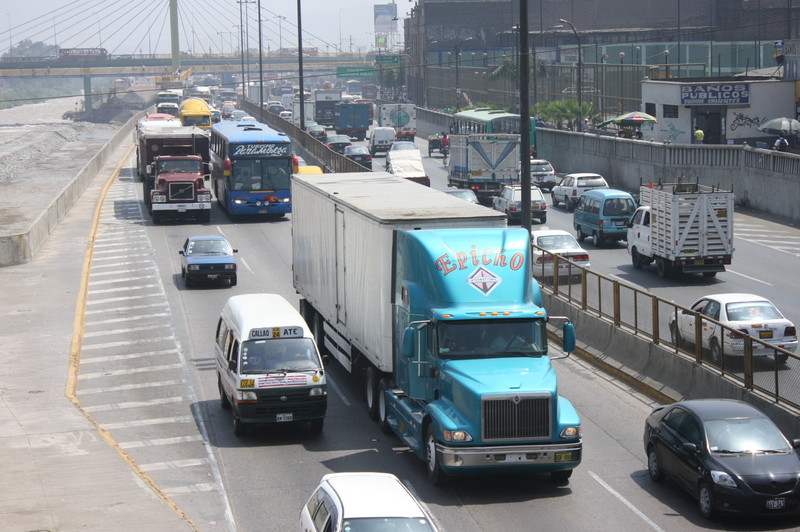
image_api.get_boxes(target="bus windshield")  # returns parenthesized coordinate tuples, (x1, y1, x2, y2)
(437, 319, 548, 358)
(231, 158, 292, 191)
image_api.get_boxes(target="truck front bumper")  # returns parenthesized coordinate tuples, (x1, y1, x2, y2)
(435, 440, 582, 470)
(152, 202, 209, 212)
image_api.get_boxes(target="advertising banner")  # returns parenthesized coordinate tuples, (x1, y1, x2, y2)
(374, 4, 397, 34)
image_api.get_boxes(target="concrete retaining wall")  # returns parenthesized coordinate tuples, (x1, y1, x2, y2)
(0, 113, 143, 267)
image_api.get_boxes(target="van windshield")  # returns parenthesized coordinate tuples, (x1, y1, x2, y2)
(240, 337, 321, 373)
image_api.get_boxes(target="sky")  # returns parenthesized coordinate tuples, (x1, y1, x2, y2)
(4, 0, 406, 57)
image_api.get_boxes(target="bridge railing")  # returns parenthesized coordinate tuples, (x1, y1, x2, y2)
(536, 247, 800, 411)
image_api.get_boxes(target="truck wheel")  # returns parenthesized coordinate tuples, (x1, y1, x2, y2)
(218, 378, 231, 410)
(365, 366, 379, 419)
(313, 313, 327, 357)
(377, 378, 393, 435)
(656, 258, 672, 278)
(631, 247, 642, 269)
(425, 423, 448, 486)
(550, 470, 572, 485)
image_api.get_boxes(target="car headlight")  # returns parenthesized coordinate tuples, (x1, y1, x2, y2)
(442, 429, 473, 442)
(561, 426, 581, 438)
(308, 386, 326, 397)
(711, 470, 737, 488)
(224, 264, 236, 270)
(187, 265, 200, 271)
(235, 390, 258, 401)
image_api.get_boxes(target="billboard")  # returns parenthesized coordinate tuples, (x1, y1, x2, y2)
(374, 4, 397, 34)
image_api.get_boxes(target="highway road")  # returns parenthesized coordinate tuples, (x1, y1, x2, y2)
(64, 128, 800, 531)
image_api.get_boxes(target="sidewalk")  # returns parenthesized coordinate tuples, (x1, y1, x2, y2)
(0, 135, 193, 530)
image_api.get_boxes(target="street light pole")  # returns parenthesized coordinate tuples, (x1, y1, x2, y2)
(619, 51, 625, 113)
(450, 45, 462, 111)
(559, 18, 582, 132)
(275, 15, 286, 56)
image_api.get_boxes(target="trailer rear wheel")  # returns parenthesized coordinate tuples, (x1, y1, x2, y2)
(365, 366, 379, 419)
(631, 247, 642, 269)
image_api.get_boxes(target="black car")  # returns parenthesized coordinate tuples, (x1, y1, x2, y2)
(326, 134, 352, 154)
(306, 123, 327, 142)
(343, 145, 372, 169)
(643, 399, 800, 519)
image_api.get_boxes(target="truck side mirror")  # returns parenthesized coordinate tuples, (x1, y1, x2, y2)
(178, 250, 185, 256)
(146, 164, 153, 175)
(562, 322, 576, 353)
(401, 327, 415, 358)
(228, 360, 236, 371)
(204, 174, 211, 181)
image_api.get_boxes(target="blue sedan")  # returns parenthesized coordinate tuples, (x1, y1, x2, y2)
(178, 235, 238, 287)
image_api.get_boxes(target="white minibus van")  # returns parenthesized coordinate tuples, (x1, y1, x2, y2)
(215, 294, 327, 436)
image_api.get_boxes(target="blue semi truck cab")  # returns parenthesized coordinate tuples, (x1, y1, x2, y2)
(292, 172, 582, 485)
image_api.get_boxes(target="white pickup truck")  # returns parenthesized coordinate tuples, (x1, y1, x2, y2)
(627, 182, 734, 278)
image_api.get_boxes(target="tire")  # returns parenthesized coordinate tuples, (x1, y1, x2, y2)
(592, 231, 601, 247)
(566, 198, 575, 212)
(230, 274, 237, 287)
(551, 191, 559, 207)
(365, 366, 379, 419)
(776, 353, 789, 365)
(185, 275, 194, 288)
(550, 470, 572, 485)
(631, 247, 642, 269)
(656, 258, 672, 278)
(425, 423, 448, 485)
(709, 338, 722, 364)
(698, 483, 715, 519)
(576, 226, 586, 242)
(313, 313, 328, 357)
(233, 415, 246, 437)
(218, 378, 231, 410)
(539, 215, 546, 224)
(647, 446, 664, 482)
(670, 322, 683, 348)
(309, 418, 324, 434)
(377, 378, 393, 435)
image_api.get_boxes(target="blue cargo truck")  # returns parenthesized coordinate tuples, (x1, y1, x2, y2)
(292, 172, 582, 485)
(334, 102, 371, 140)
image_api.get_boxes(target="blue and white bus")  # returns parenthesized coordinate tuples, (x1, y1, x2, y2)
(210, 121, 294, 217)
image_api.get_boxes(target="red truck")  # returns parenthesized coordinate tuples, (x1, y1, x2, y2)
(148, 155, 212, 224)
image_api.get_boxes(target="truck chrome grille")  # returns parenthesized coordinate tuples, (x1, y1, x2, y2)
(482, 394, 551, 441)
(168, 182, 194, 201)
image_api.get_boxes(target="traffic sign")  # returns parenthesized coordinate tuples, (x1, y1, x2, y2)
(375, 55, 400, 65)
(336, 66, 375, 79)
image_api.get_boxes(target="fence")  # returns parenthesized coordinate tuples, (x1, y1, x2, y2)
(534, 249, 800, 412)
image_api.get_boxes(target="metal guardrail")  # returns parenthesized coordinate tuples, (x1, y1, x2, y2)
(534, 247, 800, 410)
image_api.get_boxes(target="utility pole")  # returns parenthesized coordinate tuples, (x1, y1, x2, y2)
(169, 0, 180, 72)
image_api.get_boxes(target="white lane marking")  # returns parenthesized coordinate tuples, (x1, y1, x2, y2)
(589, 471, 665, 532)
(88, 284, 161, 295)
(102, 415, 195, 430)
(82, 324, 173, 337)
(86, 294, 162, 305)
(239, 257, 254, 273)
(85, 312, 170, 326)
(84, 396, 186, 412)
(326, 375, 351, 407)
(139, 458, 210, 472)
(81, 336, 176, 350)
(81, 349, 179, 363)
(79, 379, 184, 394)
(89, 275, 160, 286)
(91, 252, 151, 261)
(78, 363, 183, 380)
(726, 269, 773, 286)
(90, 260, 153, 270)
(85, 302, 168, 315)
(120, 435, 205, 449)
(90, 267, 155, 277)
(161, 483, 218, 495)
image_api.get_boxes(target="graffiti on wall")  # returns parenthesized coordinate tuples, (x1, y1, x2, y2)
(729, 112, 766, 131)
(659, 122, 684, 142)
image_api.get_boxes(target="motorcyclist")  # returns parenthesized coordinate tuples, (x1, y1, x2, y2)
(440, 132, 450, 153)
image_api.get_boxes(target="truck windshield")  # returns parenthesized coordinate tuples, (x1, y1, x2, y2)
(239, 338, 321, 374)
(437, 319, 547, 358)
(157, 159, 201, 174)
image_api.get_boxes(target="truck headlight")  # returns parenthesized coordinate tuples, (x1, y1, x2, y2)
(560, 426, 581, 438)
(443, 429, 473, 442)
(309, 386, 326, 397)
(152, 194, 166, 203)
(198, 193, 211, 202)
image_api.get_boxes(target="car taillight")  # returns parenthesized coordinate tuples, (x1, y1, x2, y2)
(367, 156, 372, 161)
(599, 219, 604, 228)
(729, 329, 749, 339)
(785, 326, 797, 337)
(536, 256, 554, 264)
(571, 254, 589, 261)
(328, 144, 334, 149)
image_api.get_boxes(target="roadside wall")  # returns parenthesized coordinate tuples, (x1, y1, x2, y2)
(0, 113, 143, 267)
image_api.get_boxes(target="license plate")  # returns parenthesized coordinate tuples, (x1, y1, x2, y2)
(276, 413, 293, 422)
(207, 274, 219, 279)
(554, 451, 573, 462)
(759, 330, 774, 339)
(177, 206, 186, 213)
(766, 498, 785, 510)
(531, 204, 540, 210)
(694, 259, 705, 265)
(259, 209, 268, 214)
(615, 220, 626, 226)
